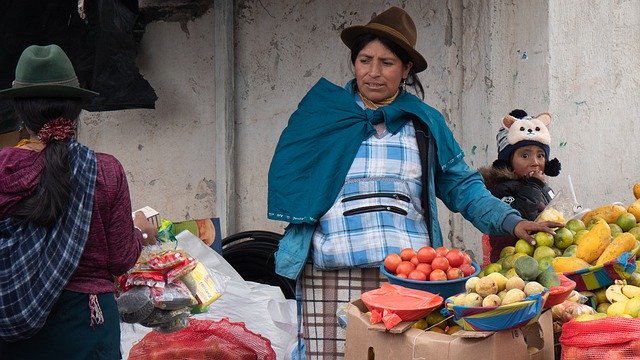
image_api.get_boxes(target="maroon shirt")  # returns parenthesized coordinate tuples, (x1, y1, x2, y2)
(0, 147, 142, 294)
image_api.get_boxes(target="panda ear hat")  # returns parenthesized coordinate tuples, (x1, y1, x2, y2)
(493, 109, 561, 177)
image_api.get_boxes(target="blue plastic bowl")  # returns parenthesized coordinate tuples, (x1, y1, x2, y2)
(379, 261, 480, 300)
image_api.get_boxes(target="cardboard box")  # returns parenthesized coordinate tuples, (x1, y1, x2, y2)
(345, 299, 554, 360)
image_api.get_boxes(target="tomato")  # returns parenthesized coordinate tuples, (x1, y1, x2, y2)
(407, 270, 428, 281)
(435, 246, 449, 257)
(399, 248, 417, 261)
(396, 273, 408, 279)
(416, 246, 437, 264)
(446, 267, 464, 280)
(462, 252, 472, 265)
(410, 256, 420, 266)
(431, 256, 450, 271)
(445, 249, 465, 268)
(415, 263, 432, 279)
(459, 263, 476, 277)
(429, 269, 447, 281)
(395, 261, 416, 276)
(383, 253, 402, 273)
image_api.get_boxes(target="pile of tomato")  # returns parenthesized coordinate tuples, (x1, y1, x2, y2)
(383, 246, 476, 281)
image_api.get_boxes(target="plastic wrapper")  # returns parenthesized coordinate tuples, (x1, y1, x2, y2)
(140, 307, 191, 328)
(153, 313, 190, 333)
(150, 280, 197, 310)
(156, 219, 178, 244)
(550, 300, 596, 323)
(147, 250, 190, 270)
(566, 290, 589, 304)
(165, 257, 197, 283)
(180, 261, 225, 306)
(535, 175, 585, 223)
(117, 286, 155, 324)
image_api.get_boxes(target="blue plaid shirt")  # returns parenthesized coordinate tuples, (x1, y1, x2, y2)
(312, 121, 429, 269)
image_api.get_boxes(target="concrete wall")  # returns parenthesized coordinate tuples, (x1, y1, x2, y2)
(78, 0, 640, 261)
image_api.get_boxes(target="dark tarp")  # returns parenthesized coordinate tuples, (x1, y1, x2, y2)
(0, 0, 157, 133)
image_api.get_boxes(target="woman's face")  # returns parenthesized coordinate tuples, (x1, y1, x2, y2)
(354, 39, 412, 102)
(511, 145, 546, 177)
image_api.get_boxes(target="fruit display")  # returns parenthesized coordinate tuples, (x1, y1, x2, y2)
(450, 273, 546, 308)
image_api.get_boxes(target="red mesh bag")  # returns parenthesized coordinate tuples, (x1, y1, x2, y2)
(129, 318, 276, 360)
(560, 317, 640, 359)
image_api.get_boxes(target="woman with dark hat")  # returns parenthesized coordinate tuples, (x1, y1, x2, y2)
(0, 44, 157, 359)
(267, 6, 561, 358)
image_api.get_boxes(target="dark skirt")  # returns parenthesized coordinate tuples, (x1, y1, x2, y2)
(0, 290, 121, 360)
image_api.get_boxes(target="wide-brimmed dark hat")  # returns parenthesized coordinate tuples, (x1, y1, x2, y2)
(0, 44, 98, 99)
(340, 6, 428, 73)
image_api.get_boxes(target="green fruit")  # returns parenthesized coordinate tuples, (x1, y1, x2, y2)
(537, 256, 554, 272)
(629, 227, 640, 241)
(562, 244, 578, 257)
(574, 229, 590, 245)
(551, 247, 563, 257)
(514, 255, 540, 281)
(533, 246, 556, 262)
(565, 219, 586, 233)
(502, 252, 527, 270)
(616, 212, 637, 232)
(553, 227, 575, 250)
(533, 232, 554, 248)
(536, 268, 560, 288)
(515, 239, 535, 256)
(483, 263, 503, 275)
(609, 223, 624, 238)
(499, 246, 516, 259)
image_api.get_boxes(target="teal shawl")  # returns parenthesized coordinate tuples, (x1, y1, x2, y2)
(267, 78, 463, 223)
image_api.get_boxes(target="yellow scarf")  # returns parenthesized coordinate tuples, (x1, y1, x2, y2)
(358, 90, 399, 109)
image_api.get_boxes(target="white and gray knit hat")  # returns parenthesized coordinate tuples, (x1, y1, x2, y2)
(493, 109, 561, 176)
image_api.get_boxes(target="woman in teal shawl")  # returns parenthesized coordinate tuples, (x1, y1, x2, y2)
(267, 7, 561, 359)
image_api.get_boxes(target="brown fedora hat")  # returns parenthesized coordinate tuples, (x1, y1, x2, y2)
(341, 7, 427, 73)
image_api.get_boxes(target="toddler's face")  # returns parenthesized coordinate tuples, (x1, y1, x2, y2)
(511, 145, 546, 179)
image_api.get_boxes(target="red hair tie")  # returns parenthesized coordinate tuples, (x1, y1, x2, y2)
(37, 118, 76, 143)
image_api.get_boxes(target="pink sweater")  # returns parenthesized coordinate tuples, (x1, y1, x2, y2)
(0, 147, 142, 294)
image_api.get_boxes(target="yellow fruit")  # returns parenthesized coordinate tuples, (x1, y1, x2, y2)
(551, 256, 591, 273)
(554, 227, 575, 250)
(609, 224, 624, 239)
(624, 297, 640, 317)
(628, 199, 640, 222)
(565, 219, 586, 233)
(515, 239, 535, 256)
(486, 272, 508, 292)
(596, 302, 611, 314)
(483, 263, 502, 275)
(576, 218, 612, 264)
(446, 325, 461, 335)
(595, 288, 608, 304)
(607, 301, 627, 316)
(502, 288, 526, 305)
(412, 318, 428, 330)
(533, 232, 554, 248)
(475, 277, 499, 297)
(425, 311, 447, 329)
(505, 276, 525, 291)
(629, 227, 640, 241)
(582, 204, 627, 224)
(622, 285, 640, 299)
(616, 212, 638, 232)
(533, 246, 556, 262)
(596, 232, 637, 265)
(499, 246, 516, 259)
(573, 229, 590, 245)
(430, 326, 445, 333)
(482, 294, 502, 307)
(634, 183, 640, 200)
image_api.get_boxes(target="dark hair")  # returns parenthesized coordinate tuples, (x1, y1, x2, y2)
(11, 97, 83, 226)
(349, 33, 425, 99)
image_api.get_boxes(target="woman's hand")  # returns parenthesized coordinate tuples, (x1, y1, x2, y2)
(513, 220, 564, 246)
(133, 211, 158, 246)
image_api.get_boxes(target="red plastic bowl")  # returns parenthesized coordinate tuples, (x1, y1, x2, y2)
(361, 283, 443, 322)
(544, 273, 576, 309)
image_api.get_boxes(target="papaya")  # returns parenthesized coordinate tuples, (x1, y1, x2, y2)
(581, 204, 627, 225)
(628, 198, 640, 222)
(576, 218, 612, 264)
(596, 232, 637, 265)
(514, 255, 539, 281)
(551, 256, 591, 273)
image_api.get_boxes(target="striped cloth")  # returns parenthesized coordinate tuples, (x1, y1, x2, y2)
(0, 140, 97, 341)
(300, 263, 386, 359)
